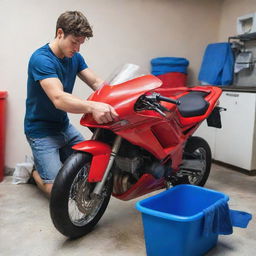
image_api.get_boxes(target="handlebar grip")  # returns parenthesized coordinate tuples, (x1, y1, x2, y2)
(157, 95, 181, 105)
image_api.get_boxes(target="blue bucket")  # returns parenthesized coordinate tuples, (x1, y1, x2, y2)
(151, 57, 189, 76)
(136, 184, 229, 256)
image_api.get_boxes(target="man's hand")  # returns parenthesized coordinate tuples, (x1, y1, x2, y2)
(88, 101, 119, 124)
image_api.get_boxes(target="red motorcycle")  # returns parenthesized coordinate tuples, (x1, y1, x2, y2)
(50, 65, 223, 238)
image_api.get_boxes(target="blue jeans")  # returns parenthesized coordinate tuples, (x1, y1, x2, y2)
(26, 123, 84, 184)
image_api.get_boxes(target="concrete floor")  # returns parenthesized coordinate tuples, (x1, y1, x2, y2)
(0, 163, 255, 256)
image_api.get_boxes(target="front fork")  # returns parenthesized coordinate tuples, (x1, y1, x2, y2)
(92, 129, 122, 196)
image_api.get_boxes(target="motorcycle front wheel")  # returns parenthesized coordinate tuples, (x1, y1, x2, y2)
(50, 152, 113, 238)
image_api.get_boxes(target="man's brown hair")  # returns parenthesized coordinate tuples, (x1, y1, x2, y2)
(56, 11, 93, 38)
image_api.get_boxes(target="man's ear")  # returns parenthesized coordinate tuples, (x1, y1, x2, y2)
(56, 28, 64, 39)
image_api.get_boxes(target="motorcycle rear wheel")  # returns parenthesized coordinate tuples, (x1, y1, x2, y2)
(174, 136, 212, 187)
(50, 152, 113, 238)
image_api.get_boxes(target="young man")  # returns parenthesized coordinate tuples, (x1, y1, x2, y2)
(24, 11, 118, 196)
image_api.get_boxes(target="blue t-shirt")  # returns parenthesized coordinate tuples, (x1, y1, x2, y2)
(24, 44, 88, 137)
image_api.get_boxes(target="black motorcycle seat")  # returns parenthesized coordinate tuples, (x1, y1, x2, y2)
(177, 91, 209, 117)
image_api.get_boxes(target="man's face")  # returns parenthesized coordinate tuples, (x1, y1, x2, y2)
(58, 30, 85, 58)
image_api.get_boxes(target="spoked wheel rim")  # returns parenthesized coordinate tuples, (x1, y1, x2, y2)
(188, 147, 207, 185)
(68, 164, 106, 227)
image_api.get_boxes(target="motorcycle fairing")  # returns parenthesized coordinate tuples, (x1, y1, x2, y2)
(79, 77, 221, 163)
(112, 174, 165, 201)
(72, 140, 112, 182)
(80, 75, 162, 128)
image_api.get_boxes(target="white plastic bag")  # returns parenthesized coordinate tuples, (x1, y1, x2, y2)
(12, 156, 34, 184)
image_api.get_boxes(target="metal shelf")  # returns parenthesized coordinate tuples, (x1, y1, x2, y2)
(229, 33, 256, 42)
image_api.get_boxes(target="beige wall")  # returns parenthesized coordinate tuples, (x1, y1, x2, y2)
(1, 0, 223, 169)
(218, 0, 256, 41)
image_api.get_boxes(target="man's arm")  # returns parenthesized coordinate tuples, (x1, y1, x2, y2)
(40, 77, 118, 124)
(78, 68, 105, 91)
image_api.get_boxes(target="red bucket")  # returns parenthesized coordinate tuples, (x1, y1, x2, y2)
(157, 72, 187, 88)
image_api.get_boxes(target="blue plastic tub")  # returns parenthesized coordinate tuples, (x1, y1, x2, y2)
(136, 184, 229, 256)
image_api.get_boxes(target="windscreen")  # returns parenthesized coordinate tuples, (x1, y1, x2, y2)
(106, 63, 146, 85)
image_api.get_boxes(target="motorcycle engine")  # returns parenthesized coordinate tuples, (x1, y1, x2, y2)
(113, 141, 144, 194)
(112, 139, 172, 195)
(115, 155, 142, 179)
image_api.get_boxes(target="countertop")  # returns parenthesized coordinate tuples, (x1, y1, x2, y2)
(221, 86, 256, 93)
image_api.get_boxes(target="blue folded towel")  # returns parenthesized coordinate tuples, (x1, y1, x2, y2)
(198, 42, 234, 86)
(203, 199, 233, 236)
(203, 199, 252, 237)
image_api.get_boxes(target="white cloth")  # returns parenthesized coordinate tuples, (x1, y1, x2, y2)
(12, 156, 34, 184)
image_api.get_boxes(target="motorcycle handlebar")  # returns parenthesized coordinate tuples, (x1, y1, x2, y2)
(156, 94, 181, 105)
(136, 93, 181, 117)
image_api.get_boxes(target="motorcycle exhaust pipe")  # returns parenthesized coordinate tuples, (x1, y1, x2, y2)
(92, 135, 122, 197)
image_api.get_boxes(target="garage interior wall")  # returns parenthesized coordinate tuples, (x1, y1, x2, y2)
(0, 0, 253, 170)
(218, 0, 256, 41)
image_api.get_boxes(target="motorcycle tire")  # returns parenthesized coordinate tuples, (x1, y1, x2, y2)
(50, 152, 113, 238)
(174, 136, 212, 187)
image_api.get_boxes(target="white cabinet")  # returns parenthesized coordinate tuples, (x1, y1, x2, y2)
(195, 91, 256, 171)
